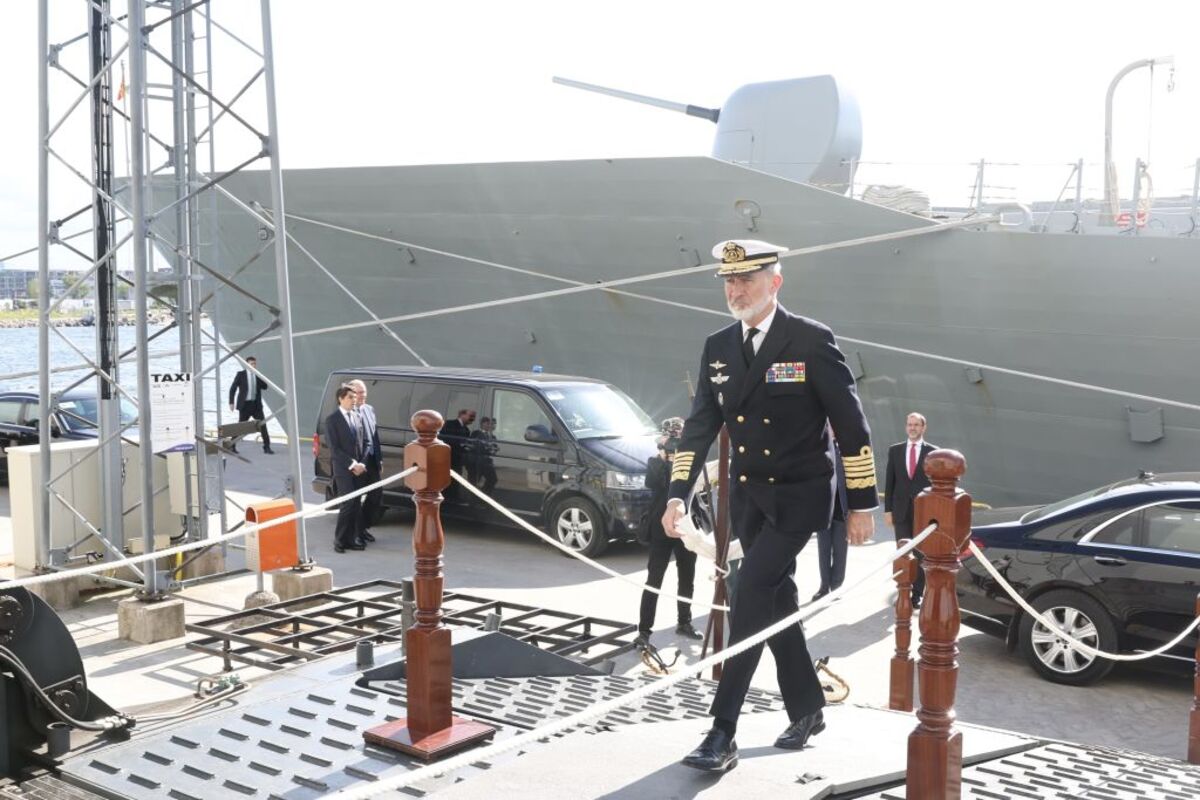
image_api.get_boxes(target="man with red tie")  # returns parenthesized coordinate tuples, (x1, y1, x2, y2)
(885, 412, 935, 607)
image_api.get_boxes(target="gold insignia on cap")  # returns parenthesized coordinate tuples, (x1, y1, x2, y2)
(722, 242, 746, 264)
(842, 445, 877, 489)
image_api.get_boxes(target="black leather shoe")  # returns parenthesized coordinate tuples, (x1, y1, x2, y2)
(675, 623, 703, 640)
(811, 587, 830, 603)
(263, 447, 274, 454)
(912, 595, 923, 610)
(336, 542, 365, 553)
(360, 531, 376, 543)
(681, 728, 738, 772)
(775, 710, 825, 750)
(634, 632, 651, 650)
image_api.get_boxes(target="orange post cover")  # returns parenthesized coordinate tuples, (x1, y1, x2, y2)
(246, 499, 298, 572)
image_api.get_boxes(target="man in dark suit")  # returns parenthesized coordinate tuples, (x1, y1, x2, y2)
(228, 356, 273, 454)
(469, 416, 498, 494)
(325, 385, 366, 553)
(440, 408, 475, 501)
(662, 239, 878, 773)
(349, 379, 382, 542)
(884, 412, 935, 607)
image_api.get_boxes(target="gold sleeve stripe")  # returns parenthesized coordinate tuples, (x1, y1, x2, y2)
(846, 476, 877, 489)
(671, 466, 694, 482)
(844, 469, 877, 478)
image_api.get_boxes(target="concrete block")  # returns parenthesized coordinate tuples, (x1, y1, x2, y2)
(180, 547, 226, 581)
(271, 566, 333, 609)
(117, 596, 185, 644)
(28, 576, 81, 611)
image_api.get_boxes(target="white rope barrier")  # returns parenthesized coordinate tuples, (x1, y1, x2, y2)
(967, 541, 1200, 661)
(334, 521, 938, 798)
(450, 472, 730, 612)
(0, 466, 420, 591)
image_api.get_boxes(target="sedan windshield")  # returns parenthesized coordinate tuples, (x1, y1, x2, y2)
(542, 383, 657, 440)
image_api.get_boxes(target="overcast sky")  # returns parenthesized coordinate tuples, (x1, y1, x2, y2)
(1, 0, 1197, 270)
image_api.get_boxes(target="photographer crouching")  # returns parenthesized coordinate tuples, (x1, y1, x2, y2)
(636, 417, 703, 647)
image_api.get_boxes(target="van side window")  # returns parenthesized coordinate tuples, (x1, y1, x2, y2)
(446, 386, 481, 424)
(408, 383, 450, 424)
(493, 390, 552, 443)
(366, 379, 413, 428)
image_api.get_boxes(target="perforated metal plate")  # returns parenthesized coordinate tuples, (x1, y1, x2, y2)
(868, 742, 1200, 800)
(51, 655, 783, 800)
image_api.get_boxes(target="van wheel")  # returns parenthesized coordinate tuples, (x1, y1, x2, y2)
(549, 497, 608, 558)
(1017, 589, 1117, 686)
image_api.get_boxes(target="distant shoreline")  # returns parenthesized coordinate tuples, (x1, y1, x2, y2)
(0, 311, 173, 329)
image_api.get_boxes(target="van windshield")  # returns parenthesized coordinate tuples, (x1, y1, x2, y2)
(542, 383, 657, 440)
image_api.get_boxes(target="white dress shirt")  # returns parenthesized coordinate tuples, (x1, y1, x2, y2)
(740, 303, 777, 355)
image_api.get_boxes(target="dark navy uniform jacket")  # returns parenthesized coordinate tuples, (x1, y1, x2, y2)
(668, 305, 878, 535)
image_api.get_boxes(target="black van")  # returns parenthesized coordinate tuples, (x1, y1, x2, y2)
(312, 367, 660, 556)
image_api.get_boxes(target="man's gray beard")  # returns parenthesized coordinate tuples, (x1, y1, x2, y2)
(727, 295, 774, 322)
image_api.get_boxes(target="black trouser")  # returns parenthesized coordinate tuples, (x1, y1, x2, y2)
(816, 517, 847, 592)
(475, 458, 497, 494)
(638, 536, 698, 635)
(238, 399, 270, 449)
(710, 504, 824, 724)
(333, 472, 361, 548)
(893, 520, 926, 600)
(359, 458, 383, 531)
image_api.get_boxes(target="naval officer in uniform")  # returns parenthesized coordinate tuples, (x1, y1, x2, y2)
(661, 239, 878, 773)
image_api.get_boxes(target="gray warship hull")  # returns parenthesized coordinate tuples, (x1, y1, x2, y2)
(188, 156, 1200, 506)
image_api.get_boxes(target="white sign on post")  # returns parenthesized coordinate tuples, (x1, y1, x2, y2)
(149, 371, 195, 454)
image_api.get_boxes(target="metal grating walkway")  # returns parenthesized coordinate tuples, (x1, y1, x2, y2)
(866, 742, 1200, 800)
(49, 654, 783, 799)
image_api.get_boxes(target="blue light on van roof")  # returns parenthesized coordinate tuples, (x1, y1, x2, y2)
(532, 365, 544, 373)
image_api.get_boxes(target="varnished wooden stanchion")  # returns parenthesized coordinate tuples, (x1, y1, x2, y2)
(889, 541, 917, 712)
(1189, 593, 1200, 764)
(907, 450, 971, 800)
(362, 411, 495, 761)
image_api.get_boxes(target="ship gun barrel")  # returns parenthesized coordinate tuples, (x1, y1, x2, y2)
(552, 76, 719, 122)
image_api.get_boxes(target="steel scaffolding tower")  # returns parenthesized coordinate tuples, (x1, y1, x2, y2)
(35, 0, 309, 598)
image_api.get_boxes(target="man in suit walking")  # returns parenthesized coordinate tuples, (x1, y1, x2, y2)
(662, 239, 878, 773)
(228, 355, 273, 454)
(348, 379, 382, 542)
(885, 412, 935, 607)
(325, 385, 366, 553)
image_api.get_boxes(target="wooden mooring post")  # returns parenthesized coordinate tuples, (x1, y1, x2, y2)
(907, 450, 971, 800)
(1190, 593, 1200, 765)
(362, 411, 495, 761)
(889, 541, 917, 712)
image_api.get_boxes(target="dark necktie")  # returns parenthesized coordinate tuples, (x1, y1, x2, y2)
(742, 327, 759, 366)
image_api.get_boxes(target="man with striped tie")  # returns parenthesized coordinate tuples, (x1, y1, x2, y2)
(348, 379, 383, 542)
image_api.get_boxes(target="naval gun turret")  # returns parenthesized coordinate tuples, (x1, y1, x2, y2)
(553, 74, 862, 193)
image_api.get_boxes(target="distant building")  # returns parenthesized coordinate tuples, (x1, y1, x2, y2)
(0, 270, 33, 299)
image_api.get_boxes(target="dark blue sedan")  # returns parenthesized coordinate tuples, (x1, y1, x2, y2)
(957, 472, 1200, 685)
